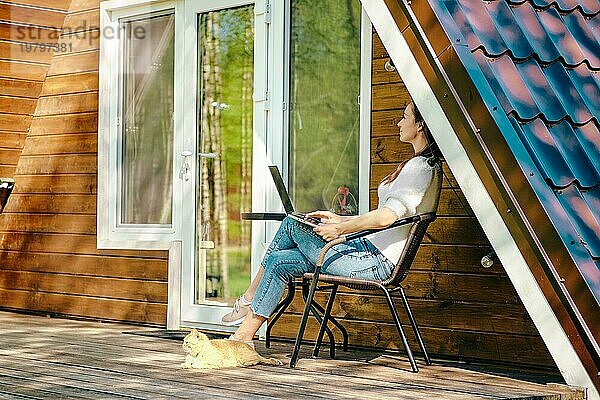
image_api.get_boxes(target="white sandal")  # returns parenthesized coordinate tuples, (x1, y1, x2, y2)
(227, 334, 255, 350)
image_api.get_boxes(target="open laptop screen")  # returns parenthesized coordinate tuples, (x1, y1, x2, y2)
(268, 166, 295, 214)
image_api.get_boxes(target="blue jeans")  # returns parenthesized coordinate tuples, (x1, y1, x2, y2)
(250, 216, 394, 318)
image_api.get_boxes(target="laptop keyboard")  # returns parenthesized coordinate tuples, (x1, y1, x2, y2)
(291, 212, 321, 226)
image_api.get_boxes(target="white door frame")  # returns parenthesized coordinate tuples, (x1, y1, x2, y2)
(178, 0, 373, 331)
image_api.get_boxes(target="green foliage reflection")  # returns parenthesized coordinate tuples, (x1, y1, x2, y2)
(289, 0, 361, 215)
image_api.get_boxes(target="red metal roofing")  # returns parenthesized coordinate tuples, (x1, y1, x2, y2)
(431, 0, 600, 297)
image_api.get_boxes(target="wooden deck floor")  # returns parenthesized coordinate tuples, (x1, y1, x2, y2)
(0, 311, 584, 399)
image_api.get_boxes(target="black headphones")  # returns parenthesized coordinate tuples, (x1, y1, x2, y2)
(427, 155, 440, 167)
(418, 144, 441, 167)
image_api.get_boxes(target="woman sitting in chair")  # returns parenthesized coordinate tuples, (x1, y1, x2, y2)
(222, 100, 442, 348)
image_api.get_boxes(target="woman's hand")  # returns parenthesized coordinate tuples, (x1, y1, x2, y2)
(313, 223, 343, 241)
(306, 210, 343, 224)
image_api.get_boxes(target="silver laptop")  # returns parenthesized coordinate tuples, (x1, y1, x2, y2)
(268, 166, 321, 228)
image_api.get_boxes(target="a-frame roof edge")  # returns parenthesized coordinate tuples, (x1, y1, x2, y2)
(358, 0, 599, 397)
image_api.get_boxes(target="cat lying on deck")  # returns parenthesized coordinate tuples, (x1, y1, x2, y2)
(180, 329, 282, 369)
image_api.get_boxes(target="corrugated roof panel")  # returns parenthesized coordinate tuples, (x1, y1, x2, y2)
(446, 0, 503, 52)
(473, 51, 540, 118)
(557, 185, 600, 259)
(561, 11, 600, 68)
(485, 1, 535, 58)
(473, 52, 596, 124)
(537, 8, 598, 68)
(506, 0, 600, 15)
(565, 65, 600, 121)
(510, 117, 600, 187)
(575, 122, 600, 172)
(451, 1, 599, 67)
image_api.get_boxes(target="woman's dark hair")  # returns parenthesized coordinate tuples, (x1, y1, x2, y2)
(381, 101, 441, 185)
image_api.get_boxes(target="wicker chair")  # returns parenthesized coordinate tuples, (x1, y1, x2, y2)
(241, 212, 350, 358)
(289, 212, 437, 372)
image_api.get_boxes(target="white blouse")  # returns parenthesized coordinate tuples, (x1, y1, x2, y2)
(367, 156, 442, 265)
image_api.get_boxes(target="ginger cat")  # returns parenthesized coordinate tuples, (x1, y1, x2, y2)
(180, 329, 282, 369)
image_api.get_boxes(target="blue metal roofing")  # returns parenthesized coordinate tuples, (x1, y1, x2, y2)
(447, 0, 600, 67)
(431, 0, 600, 298)
(506, 0, 599, 16)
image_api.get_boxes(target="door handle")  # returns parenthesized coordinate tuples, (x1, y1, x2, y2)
(179, 152, 217, 181)
(199, 152, 218, 159)
(180, 150, 192, 181)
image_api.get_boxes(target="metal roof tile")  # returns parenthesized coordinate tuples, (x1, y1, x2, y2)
(575, 121, 600, 172)
(514, 59, 572, 122)
(561, 11, 600, 68)
(589, 12, 600, 44)
(537, 7, 599, 68)
(565, 64, 600, 122)
(449, 1, 599, 67)
(473, 51, 540, 118)
(576, 0, 600, 14)
(509, 3, 575, 64)
(541, 61, 596, 124)
(556, 185, 600, 258)
(509, 117, 575, 185)
(486, 1, 538, 58)
(506, 0, 600, 15)
(510, 117, 600, 187)
(473, 51, 597, 124)
(445, 0, 501, 52)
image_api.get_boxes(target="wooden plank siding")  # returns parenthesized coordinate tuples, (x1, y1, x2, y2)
(0, 2, 555, 371)
(0, 0, 169, 326)
(0, 0, 70, 179)
(272, 32, 556, 369)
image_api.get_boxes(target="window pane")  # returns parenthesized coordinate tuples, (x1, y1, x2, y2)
(289, 0, 361, 215)
(121, 13, 175, 225)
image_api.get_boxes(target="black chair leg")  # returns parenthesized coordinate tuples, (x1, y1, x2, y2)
(311, 302, 348, 352)
(328, 314, 348, 352)
(290, 275, 320, 368)
(307, 303, 335, 359)
(266, 278, 296, 349)
(382, 289, 418, 373)
(302, 282, 348, 352)
(301, 280, 336, 358)
(313, 284, 338, 357)
(399, 286, 431, 365)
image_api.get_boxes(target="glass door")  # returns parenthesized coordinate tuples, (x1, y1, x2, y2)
(196, 6, 254, 305)
(180, 0, 261, 329)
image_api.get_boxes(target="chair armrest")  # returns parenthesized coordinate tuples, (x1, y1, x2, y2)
(241, 212, 286, 221)
(313, 213, 435, 271)
(343, 212, 436, 241)
(313, 212, 435, 279)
